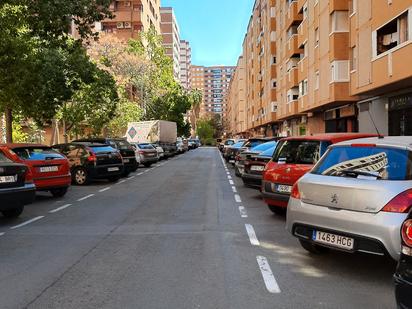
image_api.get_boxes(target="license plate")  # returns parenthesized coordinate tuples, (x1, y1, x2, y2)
(0, 175, 17, 183)
(108, 167, 119, 172)
(123, 159, 130, 163)
(229, 160, 235, 163)
(251, 165, 265, 171)
(275, 184, 292, 193)
(312, 231, 354, 250)
(39, 166, 58, 173)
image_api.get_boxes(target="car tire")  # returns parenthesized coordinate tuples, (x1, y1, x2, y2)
(143, 163, 152, 168)
(2, 206, 24, 218)
(299, 239, 329, 254)
(235, 167, 241, 177)
(50, 187, 68, 198)
(122, 171, 130, 177)
(267, 205, 287, 215)
(108, 175, 121, 182)
(73, 167, 89, 186)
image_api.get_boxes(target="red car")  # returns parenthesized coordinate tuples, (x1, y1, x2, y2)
(261, 133, 378, 215)
(1, 144, 71, 197)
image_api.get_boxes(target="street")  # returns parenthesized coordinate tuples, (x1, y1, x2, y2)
(0, 148, 397, 309)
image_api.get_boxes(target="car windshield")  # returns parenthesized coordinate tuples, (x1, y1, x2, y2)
(0, 150, 12, 163)
(13, 147, 64, 160)
(139, 144, 154, 150)
(251, 141, 276, 152)
(259, 146, 276, 157)
(243, 140, 265, 148)
(115, 140, 131, 150)
(89, 146, 116, 153)
(231, 141, 245, 148)
(272, 140, 321, 164)
(312, 146, 412, 180)
(225, 140, 235, 145)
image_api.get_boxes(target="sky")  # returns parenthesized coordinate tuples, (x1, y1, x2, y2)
(161, 0, 255, 67)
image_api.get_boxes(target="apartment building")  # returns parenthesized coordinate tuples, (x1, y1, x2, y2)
(160, 7, 181, 80)
(352, 1, 412, 136)
(227, 56, 247, 136)
(179, 40, 192, 89)
(99, 0, 161, 40)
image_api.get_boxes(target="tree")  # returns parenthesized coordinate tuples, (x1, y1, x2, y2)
(196, 118, 215, 143)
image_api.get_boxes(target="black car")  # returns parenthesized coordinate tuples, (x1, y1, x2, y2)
(394, 211, 412, 308)
(53, 143, 124, 185)
(0, 148, 35, 217)
(73, 138, 138, 176)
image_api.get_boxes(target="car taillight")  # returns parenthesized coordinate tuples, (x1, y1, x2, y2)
(381, 189, 412, 213)
(87, 153, 97, 162)
(401, 219, 412, 247)
(25, 167, 33, 184)
(290, 183, 301, 200)
(138, 151, 145, 155)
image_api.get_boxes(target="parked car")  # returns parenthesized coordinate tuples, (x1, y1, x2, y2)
(224, 140, 247, 163)
(261, 133, 377, 215)
(176, 138, 188, 153)
(239, 137, 278, 153)
(241, 145, 277, 189)
(234, 141, 278, 177)
(152, 144, 165, 160)
(394, 211, 412, 308)
(2, 144, 71, 197)
(131, 143, 158, 167)
(53, 142, 124, 185)
(188, 139, 199, 149)
(0, 147, 35, 218)
(286, 136, 410, 261)
(73, 138, 138, 176)
(219, 139, 236, 152)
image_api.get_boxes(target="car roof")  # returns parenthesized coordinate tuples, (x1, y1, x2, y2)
(280, 133, 378, 144)
(333, 136, 412, 149)
(1, 143, 49, 148)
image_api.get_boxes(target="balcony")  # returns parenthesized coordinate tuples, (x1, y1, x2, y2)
(329, 32, 349, 61)
(286, 67, 299, 89)
(285, 1, 303, 30)
(285, 100, 299, 118)
(298, 94, 309, 112)
(329, 0, 348, 14)
(297, 18, 308, 48)
(286, 35, 303, 59)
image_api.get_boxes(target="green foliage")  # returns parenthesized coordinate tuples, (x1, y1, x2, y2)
(196, 118, 216, 143)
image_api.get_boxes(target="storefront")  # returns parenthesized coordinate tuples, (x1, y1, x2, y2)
(324, 104, 358, 133)
(388, 92, 412, 136)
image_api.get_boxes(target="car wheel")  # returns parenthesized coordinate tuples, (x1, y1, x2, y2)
(73, 167, 89, 186)
(235, 167, 241, 177)
(2, 207, 24, 218)
(299, 239, 329, 254)
(122, 171, 130, 177)
(50, 187, 68, 198)
(143, 163, 152, 168)
(108, 175, 121, 182)
(267, 205, 287, 215)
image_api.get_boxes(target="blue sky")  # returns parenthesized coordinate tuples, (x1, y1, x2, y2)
(161, 0, 255, 67)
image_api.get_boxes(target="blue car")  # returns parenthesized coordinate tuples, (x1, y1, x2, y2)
(235, 141, 278, 176)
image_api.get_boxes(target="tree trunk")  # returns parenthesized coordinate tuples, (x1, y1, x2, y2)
(63, 120, 68, 143)
(5, 107, 13, 143)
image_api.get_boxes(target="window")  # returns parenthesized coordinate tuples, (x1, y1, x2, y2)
(287, 88, 299, 102)
(375, 11, 409, 56)
(315, 27, 319, 47)
(273, 140, 321, 164)
(299, 79, 308, 96)
(271, 56, 277, 65)
(350, 46, 357, 71)
(330, 60, 349, 82)
(315, 71, 320, 90)
(330, 11, 349, 33)
(303, 2, 308, 20)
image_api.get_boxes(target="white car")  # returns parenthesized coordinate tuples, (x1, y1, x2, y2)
(152, 144, 165, 160)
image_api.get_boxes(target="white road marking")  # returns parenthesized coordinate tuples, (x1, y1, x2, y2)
(77, 194, 95, 202)
(0, 232, 5, 236)
(99, 187, 111, 193)
(10, 216, 44, 230)
(226, 171, 230, 175)
(229, 180, 234, 185)
(234, 194, 242, 203)
(49, 203, 72, 213)
(137, 172, 144, 176)
(256, 256, 281, 294)
(127, 176, 135, 180)
(239, 206, 248, 218)
(118, 180, 127, 184)
(231, 186, 237, 193)
(227, 175, 232, 179)
(245, 224, 260, 246)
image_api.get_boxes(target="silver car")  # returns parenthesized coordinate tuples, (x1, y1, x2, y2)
(286, 136, 412, 260)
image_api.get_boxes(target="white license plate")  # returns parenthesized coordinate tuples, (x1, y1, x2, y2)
(276, 184, 292, 193)
(251, 165, 265, 171)
(123, 159, 130, 163)
(40, 166, 58, 173)
(229, 160, 235, 163)
(312, 231, 354, 250)
(0, 175, 17, 183)
(108, 167, 119, 172)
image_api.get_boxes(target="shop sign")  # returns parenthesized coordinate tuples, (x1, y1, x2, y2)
(389, 93, 412, 111)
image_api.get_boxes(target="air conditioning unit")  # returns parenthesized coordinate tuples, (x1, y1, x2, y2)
(124, 1, 131, 7)
(124, 22, 132, 29)
(116, 22, 124, 29)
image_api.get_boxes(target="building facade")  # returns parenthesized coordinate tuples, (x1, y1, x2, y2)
(99, 0, 161, 40)
(179, 40, 192, 89)
(226, 0, 412, 137)
(160, 7, 181, 80)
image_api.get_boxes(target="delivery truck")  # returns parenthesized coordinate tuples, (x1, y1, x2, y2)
(126, 121, 177, 158)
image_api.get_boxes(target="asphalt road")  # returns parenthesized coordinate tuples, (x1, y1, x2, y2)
(0, 148, 397, 308)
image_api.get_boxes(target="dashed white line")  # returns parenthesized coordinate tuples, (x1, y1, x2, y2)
(234, 194, 242, 203)
(118, 180, 127, 184)
(239, 206, 248, 218)
(127, 176, 135, 180)
(229, 180, 234, 185)
(99, 187, 111, 193)
(227, 175, 232, 180)
(245, 224, 260, 246)
(10, 216, 44, 230)
(77, 194, 95, 202)
(231, 186, 237, 193)
(49, 204, 72, 213)
(0, 232, 5, 236)
(257, 256, 281, 294)
(137, 172, 144, 176)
